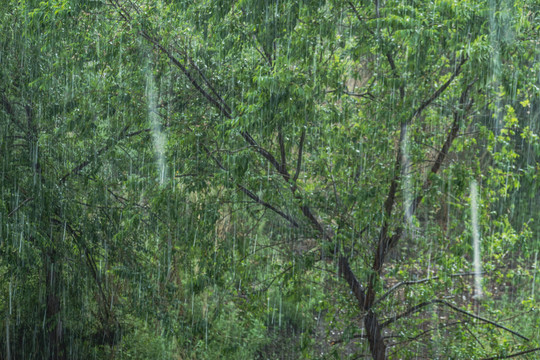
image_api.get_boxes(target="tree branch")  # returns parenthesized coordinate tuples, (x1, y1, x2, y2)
(481, 347, 540, 360)
(58, 125, 132, 185)
(240, 131, 286, 178)
(278, 129, 288, 178)
(110, 1, 329, 241)
(382, 299, 530, 341)
(408, 80, 475, 216)
(110, 0, 233, 119)
(374, 271, 484, 307)
(292, 128, 305, 183)
(1, 91, 26, 134)
(409, 56, 468, 122)
(7, 197, 34, 217)
(237, 185, 299, 228)
(347, 1, 374, 35)
(338, 256, 368, 309)
(372, 57, 469, 277)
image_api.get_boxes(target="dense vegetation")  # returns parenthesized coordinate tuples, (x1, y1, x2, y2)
(1, 0, 539, 359)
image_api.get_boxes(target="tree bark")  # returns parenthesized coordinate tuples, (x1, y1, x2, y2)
(46, 256, 65, 360)
(365, 311, 386, 360)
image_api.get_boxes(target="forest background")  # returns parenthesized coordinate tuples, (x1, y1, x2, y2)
(1, 0, 539, 359)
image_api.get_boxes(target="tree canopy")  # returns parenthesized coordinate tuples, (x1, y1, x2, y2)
(1, 0, 539, 359)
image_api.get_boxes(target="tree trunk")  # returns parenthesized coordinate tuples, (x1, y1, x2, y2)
(365, 311, 387, 360)
(46, 258, 65, 360)
(338, 256, 387, 359)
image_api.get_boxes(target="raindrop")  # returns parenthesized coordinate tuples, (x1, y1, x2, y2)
(470, 180, 483, 299)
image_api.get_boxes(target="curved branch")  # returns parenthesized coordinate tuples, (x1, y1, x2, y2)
(481, 347, 540, 360)
(381, 299, 530, 341)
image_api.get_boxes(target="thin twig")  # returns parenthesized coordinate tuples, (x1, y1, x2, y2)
(7, 197, 34, 217)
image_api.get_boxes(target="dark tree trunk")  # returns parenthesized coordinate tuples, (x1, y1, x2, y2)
(365, 311, 386, 360)
(338, 256, 387, 359)
(46, 258, 65, 360)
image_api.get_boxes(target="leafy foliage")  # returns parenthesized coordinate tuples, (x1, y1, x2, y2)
(0, 0, 539, 359)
